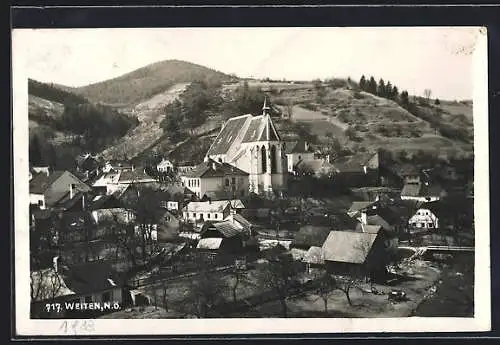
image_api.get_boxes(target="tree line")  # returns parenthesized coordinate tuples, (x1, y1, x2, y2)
(29, 79, 88, 105)
(358, 75, 469, 143)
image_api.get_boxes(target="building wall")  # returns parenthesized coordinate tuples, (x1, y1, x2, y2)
(286, 152, 315, 172)
(30, 193, 46, 209)
(200, 176, 249, 199)
(182, 177, 201, 197)
(167, 201, 179, 211)
(183, 210, 226, 223)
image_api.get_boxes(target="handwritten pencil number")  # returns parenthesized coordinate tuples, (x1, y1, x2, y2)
(59, 320, 95, 334)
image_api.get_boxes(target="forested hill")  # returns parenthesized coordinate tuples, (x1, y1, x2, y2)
(68, 59, 236, 106)
(28, 79, 139, 170)
(28, 79, 89, 105)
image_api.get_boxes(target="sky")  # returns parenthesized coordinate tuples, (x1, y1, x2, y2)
(14, 27, 481, 100)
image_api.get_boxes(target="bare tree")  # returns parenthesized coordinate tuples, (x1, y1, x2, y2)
(330, 235, 375, 306)
(311, 268, 336, 313)
(258, 252, 301, 318)
(332, 274, 361, 306)
(177, 255, 228, 318)
(228, 264, 252, 303)
(424, 89, 432, 104)
(122, 185, 163, 263)
(30, 268, 64, 302)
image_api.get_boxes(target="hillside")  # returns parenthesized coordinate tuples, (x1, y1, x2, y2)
(28, 79, 139, 170)
(68, 60, 236, 106)
(32, 59, 473, 167)
(121, 77, 474, 166)
(253, 80, 474, 158)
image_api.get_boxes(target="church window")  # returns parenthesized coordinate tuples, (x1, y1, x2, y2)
(261, 146, 267, 173)
(270, 145, 277, 173)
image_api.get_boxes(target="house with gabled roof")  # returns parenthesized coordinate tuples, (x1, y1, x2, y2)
(198, 218, 257, 253)
(330, 152, 380, 187)
(284, 139, 316, 173)
(182, 200, 232, 224)
(401, 180, 447, 202)
(29, 170, 92, 210)
(204, 99, 286, 195)
(321, 230, 388, 279)
(179, 159, 249, 199)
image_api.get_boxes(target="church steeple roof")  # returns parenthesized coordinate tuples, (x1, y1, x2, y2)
(262, 97, 271, 115)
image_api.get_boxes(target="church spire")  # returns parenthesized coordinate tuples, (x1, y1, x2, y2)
(262, 97, 271, 116)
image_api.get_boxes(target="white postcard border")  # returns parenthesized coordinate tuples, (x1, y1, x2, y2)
(13, 27, 490, 336)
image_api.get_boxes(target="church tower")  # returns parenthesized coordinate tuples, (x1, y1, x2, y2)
(255, 97, 284, 195)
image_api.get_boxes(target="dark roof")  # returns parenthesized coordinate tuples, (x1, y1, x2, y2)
(284, 139, 313, 154)
(207, 115, 251, 156)
(283, 141, 299, 154)
(292, 225, 332, 248)
(332, 153, 378, 173)
(388, 163, 420, 178)
(32, 209, 55, 220)
(401, 182, 444, 198)
(107, 160, 133, 168)
(118, 169, 156, 182)
(61, 211, 95, 229)
(401, 183, 421, 197)
(348, 201, 376, 213)
(365, 204, 404, 226)
(201, 220, 246, 238)
(183, 160, 248, 178)
(29, 171, 65, 194)
(419, 182, 444, 198)
(355, 224, 383, 234)
(52, 191, 86, 210)
(321, 231, 379, 264)
(241, 115, 280, 143)
(329, 212, 361, 230)
(63, 262, 123, 294)
(206, 113, 281, 157)
(365, 215, 391, 230)
(87, 194, 122, 210)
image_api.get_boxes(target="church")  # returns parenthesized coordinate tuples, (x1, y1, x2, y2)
(204, 99, 286, 195)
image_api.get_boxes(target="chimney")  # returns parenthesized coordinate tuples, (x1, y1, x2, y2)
(82, 194, 86, 210)
(363, 165, 368, 175)
(69, 184, 74, 199)
(304, 141, 309, 152)
(212, 162, 217, 171)
(53, 256, 59, 273)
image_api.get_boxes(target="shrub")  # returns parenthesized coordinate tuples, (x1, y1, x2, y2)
(301, 102, 319, 111)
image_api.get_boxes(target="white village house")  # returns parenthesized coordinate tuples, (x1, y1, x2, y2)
(92, 169, 157, 195)
(179, 159, 249, 199)
(156, 158, 174, 173)
(182, 200, 233, 224)
(408, 202, 440, 230)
